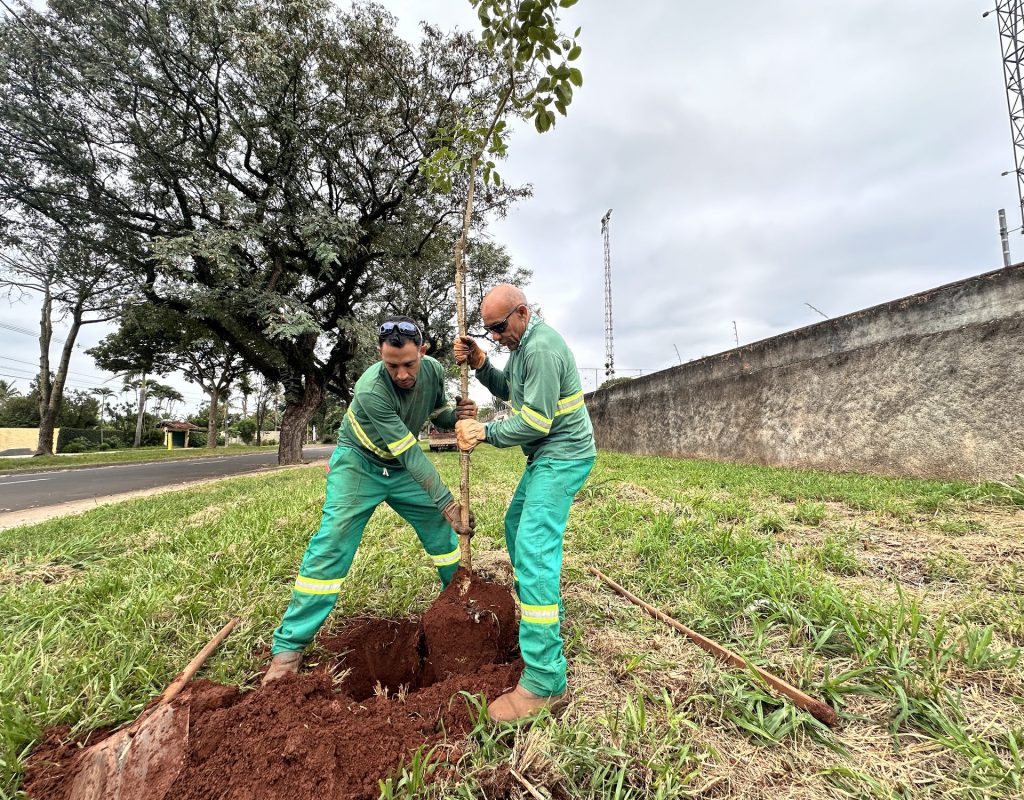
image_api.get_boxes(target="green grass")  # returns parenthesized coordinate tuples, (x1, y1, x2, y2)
(0, 443, 281, 474)
(1, 449, 1022, 799)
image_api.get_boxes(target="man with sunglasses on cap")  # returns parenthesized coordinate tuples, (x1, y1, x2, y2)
(264, 316, 476, 683)
(453, 284, 595, 722)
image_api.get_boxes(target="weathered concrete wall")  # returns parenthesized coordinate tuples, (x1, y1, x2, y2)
(586, 265, 1024, 481)
(0, 428, 55, 456)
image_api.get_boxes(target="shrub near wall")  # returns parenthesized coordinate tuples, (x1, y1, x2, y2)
(55, 428, 103, 452)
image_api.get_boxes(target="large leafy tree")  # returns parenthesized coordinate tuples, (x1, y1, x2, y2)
(0, 0, 526, 463)
(89, 309, 247, 449)
(0, 220, 126, 454)
(374, 236, 530, 359)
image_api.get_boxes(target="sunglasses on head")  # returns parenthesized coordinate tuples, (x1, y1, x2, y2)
(483, 305, 522, 334)
(379, 321, 420, 338)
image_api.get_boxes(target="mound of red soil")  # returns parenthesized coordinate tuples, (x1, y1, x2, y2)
(423, 568, 518, 679)
(23, 573, 521, 800)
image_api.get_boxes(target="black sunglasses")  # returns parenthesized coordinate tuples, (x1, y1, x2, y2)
(379, 321, 420, 339)
(483, 305, 522, 334)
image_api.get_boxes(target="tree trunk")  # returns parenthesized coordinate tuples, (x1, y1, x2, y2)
(35, 292, 85, 456)
(34, 281, 54, 455)
(278, 376, 324, 465)
(207, 387, 220, 449)
(133, 373, 148, 448)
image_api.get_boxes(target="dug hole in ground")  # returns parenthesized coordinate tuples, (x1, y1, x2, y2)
(24, 568, 521, 800)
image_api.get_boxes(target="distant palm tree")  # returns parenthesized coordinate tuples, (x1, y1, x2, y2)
(149, 382, 185, 420)
(92, 387, 116, 443)
(0, 379, 19, 403)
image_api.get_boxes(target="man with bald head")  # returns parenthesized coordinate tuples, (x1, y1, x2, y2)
(454, 284, 595, 722)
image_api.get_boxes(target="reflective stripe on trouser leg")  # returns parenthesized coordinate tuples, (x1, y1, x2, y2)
(384, 469, 461, 587)
(508, 457, 594, 696)
(272, 447, 381, 654)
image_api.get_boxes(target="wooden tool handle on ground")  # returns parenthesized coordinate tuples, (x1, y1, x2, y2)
(159, 617, 239, 705)
(588, 567, 838, 727)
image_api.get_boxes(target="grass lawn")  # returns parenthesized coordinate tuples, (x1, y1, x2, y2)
(1, 449, 1022, 799)
(0, 443, 280, 474)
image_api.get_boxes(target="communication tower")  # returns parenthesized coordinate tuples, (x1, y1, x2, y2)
(601, 209, 614, 381)
(992, 2, 1024, 231)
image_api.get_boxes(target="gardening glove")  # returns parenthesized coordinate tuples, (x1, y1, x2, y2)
(455, 419, 486, 451)
(454, 395, 478, 421)
(443, 501, 476, 537)
(454, 336, 485, 370)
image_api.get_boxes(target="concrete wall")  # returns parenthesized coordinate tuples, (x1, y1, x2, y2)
(586, 265, 1024, 481)
(0, 428, 56, 456)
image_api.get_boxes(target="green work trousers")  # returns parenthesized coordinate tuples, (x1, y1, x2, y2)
(506, 456, 594, 696)
(272, 446, 460, 654)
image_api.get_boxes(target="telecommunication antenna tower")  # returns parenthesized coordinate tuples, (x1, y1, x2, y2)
(991, 2, 1024, 231)
(601, 209, 614, 380)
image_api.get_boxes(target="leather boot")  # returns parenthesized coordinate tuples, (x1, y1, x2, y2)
(262, 650, 302, 685)
(487, 684, 568, 723)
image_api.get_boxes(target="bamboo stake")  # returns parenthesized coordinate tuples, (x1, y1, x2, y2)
(453, 157, 478, 574)
(588, 567, 838, 727)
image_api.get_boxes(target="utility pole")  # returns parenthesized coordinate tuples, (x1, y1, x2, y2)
(999, 208, 1012, 266)
(988, 2, 1024, 231)
(732, 321, 739, 348)
(601, 209, 615, 381)
(673, 344, 682, 365)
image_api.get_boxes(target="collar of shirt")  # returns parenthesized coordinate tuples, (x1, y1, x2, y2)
(518, 312, 541, 348)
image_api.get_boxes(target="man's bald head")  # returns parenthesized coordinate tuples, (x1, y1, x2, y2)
(482, 284, 527, 317)
(480, 283, 531, 350)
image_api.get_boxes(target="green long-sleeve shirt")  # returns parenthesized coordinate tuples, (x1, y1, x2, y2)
(337, 356, 457, 511)
(474, 315, 596, 461)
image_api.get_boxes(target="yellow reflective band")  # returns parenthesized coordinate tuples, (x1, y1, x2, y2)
(520, 602, 559, 625)
(346, 409, 393, 459)
(520, 404, 552, 434)
(430, 548, 460, 568)
(555, 391, 585, 416)
(388, 432, 417, 456)
(294, 574, 345, 595)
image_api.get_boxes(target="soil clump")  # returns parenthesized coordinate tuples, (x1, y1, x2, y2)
(23, 572, 521, 800)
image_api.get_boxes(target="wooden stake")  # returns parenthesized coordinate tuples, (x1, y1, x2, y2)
(453, 157, 478, 574)
(510, 768, 548, 800)
(588, 567, 838, 727)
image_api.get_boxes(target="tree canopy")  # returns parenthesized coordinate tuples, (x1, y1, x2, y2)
(0, 0, 527, 461)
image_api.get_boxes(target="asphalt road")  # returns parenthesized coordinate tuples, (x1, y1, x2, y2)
(0, 446, 336, 513)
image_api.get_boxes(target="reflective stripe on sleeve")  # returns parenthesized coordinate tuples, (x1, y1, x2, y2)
(520, 602, 559, 625)
(430, 548, 461, 568)
(346, 409, 394, 460)
(388, 431, 417, 456)
(555, 390, 585, 416)
(519, 404, 553, 434)
(294, 574, 345, 595)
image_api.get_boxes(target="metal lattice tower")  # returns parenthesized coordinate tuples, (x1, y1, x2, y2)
(601, 209, 614, 380)
(996, 1, 1024, 231)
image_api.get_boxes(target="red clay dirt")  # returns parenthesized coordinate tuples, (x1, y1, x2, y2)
(24, 570, 521, 800)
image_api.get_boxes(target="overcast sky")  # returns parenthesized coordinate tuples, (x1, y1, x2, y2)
(1, 0, 1017, 409)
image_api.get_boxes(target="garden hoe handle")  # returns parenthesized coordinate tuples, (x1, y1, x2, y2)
(588, 568, 838, 727)
(158, 617, 239, 706)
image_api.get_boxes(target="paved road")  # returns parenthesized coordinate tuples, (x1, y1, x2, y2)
(0, 446, 336, 513)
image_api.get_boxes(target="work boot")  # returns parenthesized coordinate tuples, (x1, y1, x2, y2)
(262, 650, 303, 685)
(487, 684, 568, 723)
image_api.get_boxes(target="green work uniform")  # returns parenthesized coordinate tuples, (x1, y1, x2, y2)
(272, 356, 460, 654)
(474, 314, 596, 696)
